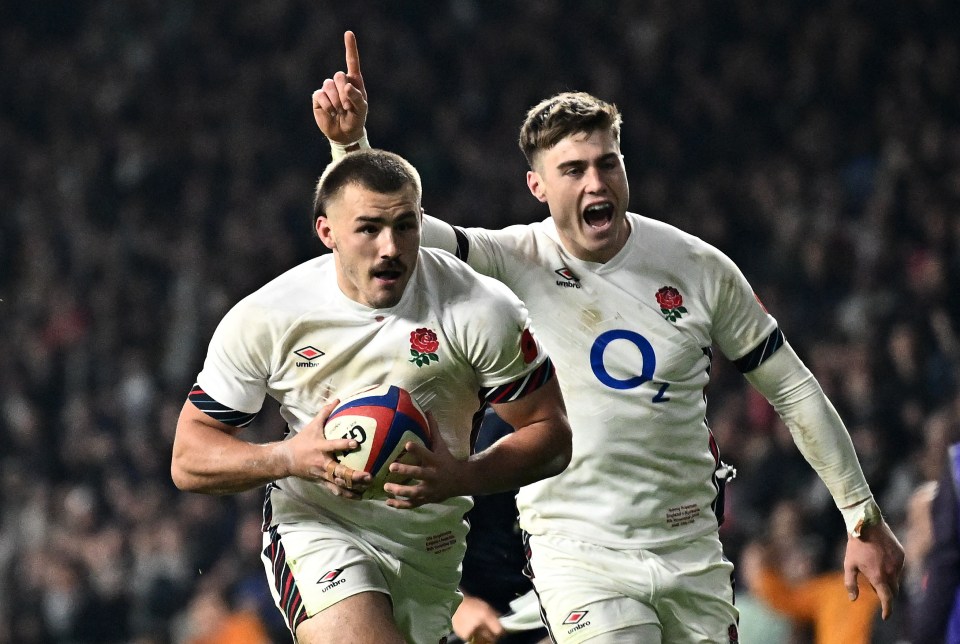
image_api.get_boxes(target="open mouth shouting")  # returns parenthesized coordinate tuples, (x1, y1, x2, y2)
(371, 262, 406, 284)
(583, 201, 615, 230)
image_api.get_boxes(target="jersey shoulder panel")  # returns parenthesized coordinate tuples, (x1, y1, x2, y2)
(417, 246, 531, 315)
(625, 213, 727, 267)
(625, 214, 778, 360)
(197, 256, 336, 412)
(457, 219, 561, 282)
(416, 248, 547, 386)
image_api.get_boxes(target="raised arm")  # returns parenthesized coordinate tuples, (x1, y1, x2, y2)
(310, 31, 466, 259)
(313, 30, 369, 150)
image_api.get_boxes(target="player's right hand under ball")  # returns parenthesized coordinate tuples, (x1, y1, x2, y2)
(282, 399, 372, 499)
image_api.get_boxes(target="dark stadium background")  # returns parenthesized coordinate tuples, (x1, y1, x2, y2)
(2, 1, 958, 641)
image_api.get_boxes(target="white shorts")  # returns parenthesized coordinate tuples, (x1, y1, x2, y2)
(526, 531, 739, 643)
(262, 517, 464, 643)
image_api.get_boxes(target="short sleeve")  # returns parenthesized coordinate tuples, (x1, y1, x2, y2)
(705, 247, 778, 363)
(195, 300, 272, 414)
(454, 274, 548, 390)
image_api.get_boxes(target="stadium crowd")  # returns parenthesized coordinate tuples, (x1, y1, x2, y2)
(2, 1, 958, 642)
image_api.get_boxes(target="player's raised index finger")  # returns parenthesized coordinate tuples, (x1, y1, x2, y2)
(344, 30, 361, 77)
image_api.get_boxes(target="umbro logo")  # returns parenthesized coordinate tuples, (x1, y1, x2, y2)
(554, 268, 582, 289)
(563, 609, 591, 633)
(318, 568, 347, 592)
(294, 346, 325, 367)
(563, 610, 588, 625)
(318, 569, 342, 583)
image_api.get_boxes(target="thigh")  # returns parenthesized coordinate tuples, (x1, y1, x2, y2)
(655, 533, 739, 644)
(263, 522, 461, 644)
(581, 624, 663, 643)
(296, 591, 405, 644)
(527, 534, 659, 643)
(261, 523, 392, 638)
(388, 555, 463, 643)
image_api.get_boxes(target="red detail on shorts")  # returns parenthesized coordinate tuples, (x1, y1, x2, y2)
(563, 610, 588, 625)
(319, 569, 342, 583)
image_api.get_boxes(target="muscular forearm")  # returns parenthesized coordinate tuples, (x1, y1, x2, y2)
(171, 401, 291, 494)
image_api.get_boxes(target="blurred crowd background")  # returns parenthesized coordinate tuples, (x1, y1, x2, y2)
(2, 1, 959, 642)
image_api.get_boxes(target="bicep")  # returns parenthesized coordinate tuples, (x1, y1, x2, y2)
(177, 399, 241, 437)
(171, 400, 243, 488)
(173, 400, 242, 457)
(489, 376, 567, 435)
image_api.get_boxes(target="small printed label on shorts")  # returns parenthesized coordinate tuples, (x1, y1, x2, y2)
(425, 531, 457, 554)
(665, 503, 700, 527)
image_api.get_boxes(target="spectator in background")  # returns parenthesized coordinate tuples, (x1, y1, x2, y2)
(740, 500, 880, 644)
(909, 442, 960, 643)
(173, 581, 271, 644)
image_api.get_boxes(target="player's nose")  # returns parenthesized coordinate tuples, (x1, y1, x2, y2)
(378, 229, 399, 257)
(584, 166, 607, 193)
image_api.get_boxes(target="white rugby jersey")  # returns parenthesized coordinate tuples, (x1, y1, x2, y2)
(425, 212, 782, 548)
(194, 247, 550, 549)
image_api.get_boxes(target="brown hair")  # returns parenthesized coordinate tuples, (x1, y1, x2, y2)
(518, 92, 622, 168)
(313, 149, 422, 227)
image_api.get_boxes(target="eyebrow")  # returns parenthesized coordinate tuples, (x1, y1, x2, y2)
(555, 152, 621, 171)
(354, 211, 419, 224)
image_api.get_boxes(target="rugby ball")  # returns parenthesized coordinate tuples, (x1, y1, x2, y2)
(323, 384, 431, 499)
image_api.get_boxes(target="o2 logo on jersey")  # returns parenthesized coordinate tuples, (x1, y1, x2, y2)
(590, 329, 670, 402)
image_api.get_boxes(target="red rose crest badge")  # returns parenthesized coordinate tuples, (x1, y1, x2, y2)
(409, 327, 440, 368)
(656, 286, 687, 322)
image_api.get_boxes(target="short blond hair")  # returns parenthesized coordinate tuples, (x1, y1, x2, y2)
(518, 92, 622, 168)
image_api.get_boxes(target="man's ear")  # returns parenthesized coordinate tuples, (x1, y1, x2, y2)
(527, 170, 548, 203)
(316, 216, 336, 250)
